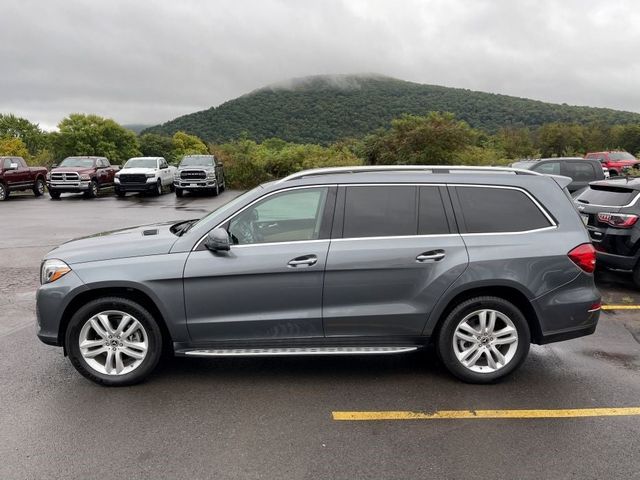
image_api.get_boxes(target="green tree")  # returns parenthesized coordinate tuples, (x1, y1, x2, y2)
(0, 137, 30, 158)
(362, 112, 476, 165)
(171, 131, 208, 161)
(139, 133, 175, 162)
(0, 114, 47, 155)
(51, 114, 140, 164)
(494, 127, 537, 159)
(611, 124, 640, 156)
(536, 123, 586, 157)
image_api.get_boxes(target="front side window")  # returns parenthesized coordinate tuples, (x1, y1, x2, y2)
(565, 162, 595, 181)
(456, 186, 552, 233)
(228, 187, 328, 245)
(343, 186, 417, 238)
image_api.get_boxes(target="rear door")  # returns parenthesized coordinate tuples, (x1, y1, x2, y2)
(322, 184, 469, 337)
(562, 161, 598, 192)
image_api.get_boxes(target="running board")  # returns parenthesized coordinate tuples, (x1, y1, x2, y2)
(181, 346, 419, 357)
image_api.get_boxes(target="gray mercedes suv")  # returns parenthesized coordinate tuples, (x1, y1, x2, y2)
(36, 166, 601, 386)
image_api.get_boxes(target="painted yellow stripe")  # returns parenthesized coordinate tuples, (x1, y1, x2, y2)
(602, 305, 640, 310)
(332, 407, 640, 421)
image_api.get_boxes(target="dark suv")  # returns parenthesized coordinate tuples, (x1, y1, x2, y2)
(511, 157, 606, 193)
(36, 166, 600, 386)
(574, 178, 640, 286)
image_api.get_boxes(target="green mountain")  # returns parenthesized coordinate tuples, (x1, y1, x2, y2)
(143, 74, 640, 144)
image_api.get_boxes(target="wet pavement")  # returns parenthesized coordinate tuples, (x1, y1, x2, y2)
(1, 190, 639, 479)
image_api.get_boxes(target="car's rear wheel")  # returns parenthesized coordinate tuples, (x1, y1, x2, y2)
(0, 182, 8, 201)
(65, 297, 163, 386)
(436, 296, 530, 383)
(33, 177, 46, 196)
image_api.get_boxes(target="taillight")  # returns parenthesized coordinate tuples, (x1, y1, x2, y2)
(568, 243, 596, 273)
(597, 212, 638, 228)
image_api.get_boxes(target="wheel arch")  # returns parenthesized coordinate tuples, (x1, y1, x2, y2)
(58, 286, 172, 354)
(425, 283, 542, 344)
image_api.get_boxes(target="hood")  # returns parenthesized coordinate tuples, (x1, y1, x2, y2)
(120, 167, 158, 175)
(46, 221, 180, 264)
(51, 166, 95, 174)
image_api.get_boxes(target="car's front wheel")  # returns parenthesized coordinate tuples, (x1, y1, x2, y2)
(65, 297, 163, 386)
(0, 182, 8, 201)
(436, 296, 530, 383)
(33, 177, 46, 196)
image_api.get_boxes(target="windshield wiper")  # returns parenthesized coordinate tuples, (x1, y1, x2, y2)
(171, 219, 198, 236)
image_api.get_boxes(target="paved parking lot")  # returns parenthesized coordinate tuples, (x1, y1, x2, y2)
(1, 190, 639, 479)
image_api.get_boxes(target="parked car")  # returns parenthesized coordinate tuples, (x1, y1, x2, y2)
(36, 166, 600, 386)
(174, 154, 225, 197)
(0, 156, 47, 201)
(574, 177, 640, 287)
(115, 157, 176, 197)
(47, 156, 119, 199)
(584, 151, 639, 177)
(511, 157, 607, 193)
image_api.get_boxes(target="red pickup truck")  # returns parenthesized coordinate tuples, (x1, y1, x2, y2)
(0, 156, 48, 201)
(47, 156, 119, 199)
(584, 151, 639, 176)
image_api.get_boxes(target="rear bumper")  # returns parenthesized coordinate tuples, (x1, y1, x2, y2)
(532, 272, 600, 345)
(596, 251, 637, 271)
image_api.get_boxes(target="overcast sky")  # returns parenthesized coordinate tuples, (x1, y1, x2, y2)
(2, 0, 639, 130)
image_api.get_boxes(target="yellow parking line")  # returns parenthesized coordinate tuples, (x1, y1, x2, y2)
(332, 407, 640, 421)
(602, 305, 640, 310)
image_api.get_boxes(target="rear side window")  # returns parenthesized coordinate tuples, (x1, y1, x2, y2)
(418, 187, 450, 234)
(576, 185, 638, 206)
(343, 186, 417, 238)
(564, 161, 595, 181)
(532, 162, 560, 175)
(456, 186, 552, 233)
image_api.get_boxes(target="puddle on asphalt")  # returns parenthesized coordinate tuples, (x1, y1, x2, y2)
(582, 350, 639, 370)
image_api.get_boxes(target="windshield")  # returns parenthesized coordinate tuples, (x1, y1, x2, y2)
(181, 156, 214, 167)
(609, 152, 636, 161)
(124, 158, 158, 169)
(191, 188, 260, 229)
(59, 157, 95, 168)
(511, 161, 537, 169)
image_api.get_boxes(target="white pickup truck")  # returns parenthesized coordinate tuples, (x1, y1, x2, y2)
(115, 157, 176, 197)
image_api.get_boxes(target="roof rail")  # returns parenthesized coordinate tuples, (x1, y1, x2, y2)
(278, 165, 541, 183)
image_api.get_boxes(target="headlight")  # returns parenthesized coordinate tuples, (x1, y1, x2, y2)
(145, 173, 155, 178)
(80, 174, 90, 181)
(207, 171, 216, 178)
(115, 172, 120, 178)
(46, 172, 51, 180)
(41, 259, 71, 284)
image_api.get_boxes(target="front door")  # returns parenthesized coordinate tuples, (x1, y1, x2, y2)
(183, 186, 336, 342)
(322, 185, 469, 337)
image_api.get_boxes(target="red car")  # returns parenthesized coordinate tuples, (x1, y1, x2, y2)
(47, 156, 119, 199)
(584, 151, 639, 177)
(0, 156, 48, 201)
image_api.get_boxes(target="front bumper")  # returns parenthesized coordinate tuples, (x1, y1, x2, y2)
(174, 179, 217, 190)
(47, 180, 91, 192)
(116, 179, 157, 192)
(36, 270, 88, 347)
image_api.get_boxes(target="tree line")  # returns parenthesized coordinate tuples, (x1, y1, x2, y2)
(1, 111, 640, 189)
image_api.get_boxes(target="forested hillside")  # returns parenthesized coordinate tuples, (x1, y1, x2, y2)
(144, 75, 640, 143)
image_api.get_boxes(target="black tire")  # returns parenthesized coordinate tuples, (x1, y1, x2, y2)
(175, 187, 183, 198)
(436, 296, 530, 384)
(220, 175, 225, 192)
(49, 189, 61, 200)
(169, 183, 175, 192)
(85, 180, 98, 198)
(33, 177, 46, 197)
(0, 182, 8, 201)
(115, 188, 126, 198)
(155, 179, 162, 196)
(65, 297, 163, 386)
(632, 264, 640, 289)
(213, 181, 220, 196)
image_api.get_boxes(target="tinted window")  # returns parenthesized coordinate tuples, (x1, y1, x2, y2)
(576, 185, 637, 206)
(2, 159, 11, 169)
(609, 152, 635, 161)
(456, 186, 551, 233)
(344, 186, 417, 238)
(564, 161, 595, 181)
(532, 161, 560, 175)
(418, 187, 450, 234)
(229, 187, 328, 244)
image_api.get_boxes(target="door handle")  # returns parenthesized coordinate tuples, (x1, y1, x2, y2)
(288, 255, 318, 267)
(416, 250, 446, 262)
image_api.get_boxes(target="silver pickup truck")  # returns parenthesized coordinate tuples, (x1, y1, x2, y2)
(173, 155, 225, 197)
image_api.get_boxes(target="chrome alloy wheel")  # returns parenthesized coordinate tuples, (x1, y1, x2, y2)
(452, 309, 518, 373)
(78, 310, 149, 375)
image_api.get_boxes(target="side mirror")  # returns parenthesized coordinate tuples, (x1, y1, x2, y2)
(204, 227, 231, 252)
(8, 162, 18, 170)
(51, 163, 58, 168)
